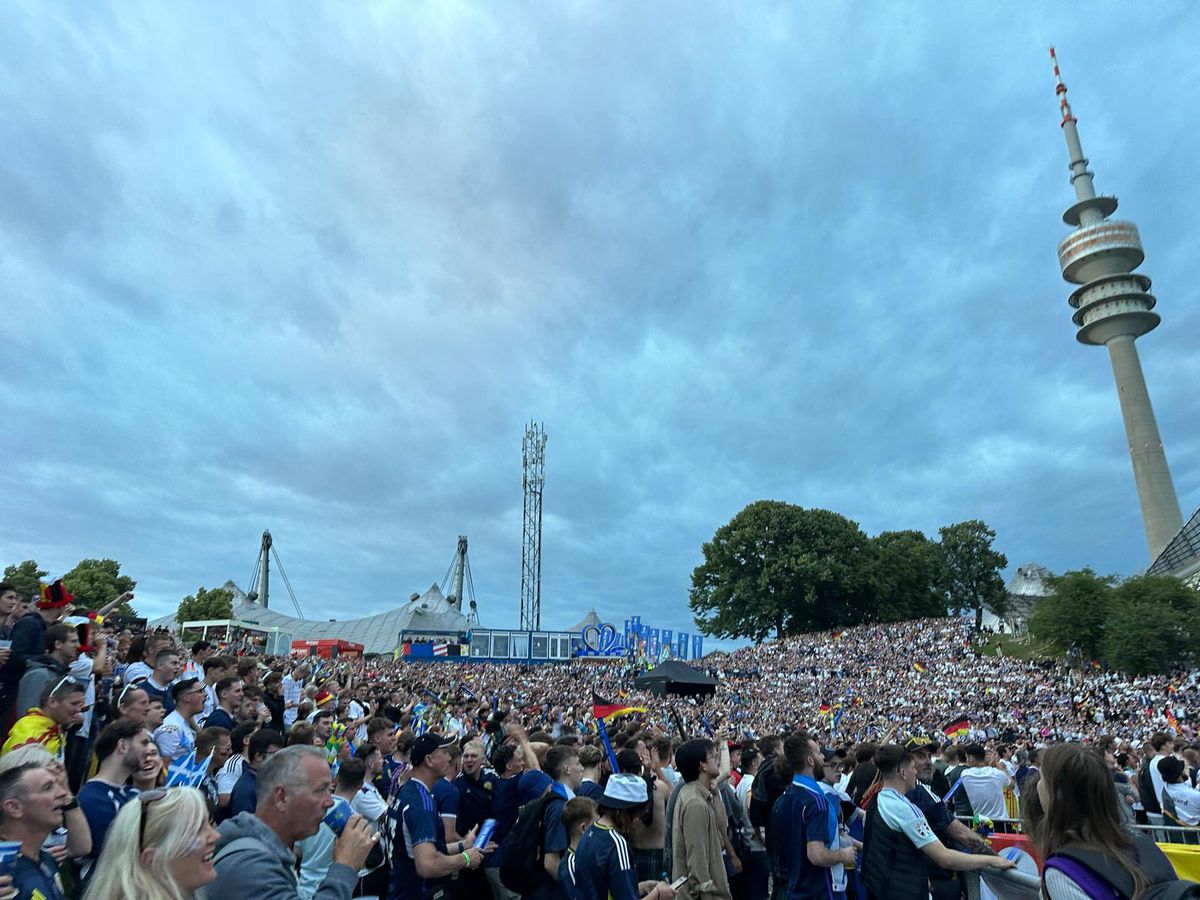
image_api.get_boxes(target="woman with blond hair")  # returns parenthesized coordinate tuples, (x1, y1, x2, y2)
(85, 787, 217, 900)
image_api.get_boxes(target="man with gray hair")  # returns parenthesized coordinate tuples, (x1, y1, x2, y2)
(209, 744, 377, 899)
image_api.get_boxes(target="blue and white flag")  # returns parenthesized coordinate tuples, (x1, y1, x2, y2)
(165, 748, 215, 789)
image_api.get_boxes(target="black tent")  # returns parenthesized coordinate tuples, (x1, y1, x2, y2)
(633, 659, 718, 697)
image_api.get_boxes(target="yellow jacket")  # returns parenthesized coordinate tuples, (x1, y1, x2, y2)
(1, 709, 65, 759)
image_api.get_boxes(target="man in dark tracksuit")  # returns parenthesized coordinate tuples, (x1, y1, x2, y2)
(904, 738, 989, 900)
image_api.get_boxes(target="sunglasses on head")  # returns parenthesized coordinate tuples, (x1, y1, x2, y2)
(118, 679, 148, 705)
(50, 675, 79, 697)
(137, 789, 168, 850)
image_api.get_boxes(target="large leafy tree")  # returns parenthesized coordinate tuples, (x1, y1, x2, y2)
(1, 560, 48, 602)
(1028, 569, 1115, 658)
(177, 586, 234, 623)
(689, 501, 871, 640)
(864, 530, 948, 622)
(62, 559, 137, 616)
(939, 520, 1008, 630)
(1101, 576, 1200, 675)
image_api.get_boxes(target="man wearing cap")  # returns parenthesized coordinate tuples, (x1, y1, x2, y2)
(153, 677, 206, 764)
(2, 580, 75, 740)
(574, 772, 676, 900)
(1160, 756, 1200, 826)
(903, 737, 987, 900)
(388, 733, 487, 900)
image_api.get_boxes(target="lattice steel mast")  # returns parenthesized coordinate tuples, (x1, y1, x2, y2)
(520, 423, 547, 630)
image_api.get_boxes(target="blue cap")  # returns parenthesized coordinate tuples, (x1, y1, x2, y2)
(517, 770, 553, 804)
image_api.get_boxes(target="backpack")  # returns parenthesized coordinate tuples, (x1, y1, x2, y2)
(719, 782, 753, 861)
(750, 757, 788, 830)
(1140, 761, 1163, 815)
(1047, 836, 1200, 899)
(499, 792, 558, 894)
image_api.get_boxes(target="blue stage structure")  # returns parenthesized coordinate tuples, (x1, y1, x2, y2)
(397, 614, 702, 664)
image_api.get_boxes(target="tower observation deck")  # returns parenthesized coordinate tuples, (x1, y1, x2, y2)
(1049, 48, 1183, 561)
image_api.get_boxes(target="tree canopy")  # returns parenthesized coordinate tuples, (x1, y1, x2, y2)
(939, 520, 1008, 631)
(1, 560, 48, 602)
(63, 558, 137, 616)
(689, 501, 952, 640)
(1030, 571, 1200, 675)
(177, 586, 234, 623)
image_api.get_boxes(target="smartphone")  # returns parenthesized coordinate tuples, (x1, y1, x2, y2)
(670, 876, 688, 890)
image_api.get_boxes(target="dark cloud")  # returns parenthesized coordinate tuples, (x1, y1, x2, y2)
(2, 3, 1197, 643)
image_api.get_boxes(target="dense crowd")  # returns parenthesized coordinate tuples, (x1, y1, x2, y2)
(1, 579, 1199, 899)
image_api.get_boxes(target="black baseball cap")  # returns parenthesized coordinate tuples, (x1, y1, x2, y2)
(411, 733, 456, 767)
(905, 736, 939, 753)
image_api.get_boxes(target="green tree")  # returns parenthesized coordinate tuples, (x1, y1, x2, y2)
(1028, 569, 1115, 658)
(1, 560, 48, 602)
(62, 559, 137, 616)
(689, 501, 871, 641)
(939, 520, 1008, 631)
(177, 586, 234, 623)
(1100, 576, 1200, 674)
(865, 530, 949, 621)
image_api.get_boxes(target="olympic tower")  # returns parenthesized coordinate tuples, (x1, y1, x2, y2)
(1049, 48, 1183, 561)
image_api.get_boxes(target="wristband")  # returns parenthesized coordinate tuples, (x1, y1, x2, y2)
(461, 851, 471, 866)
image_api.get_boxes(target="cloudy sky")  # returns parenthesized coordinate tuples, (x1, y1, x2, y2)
(3, 3, 1198, 642)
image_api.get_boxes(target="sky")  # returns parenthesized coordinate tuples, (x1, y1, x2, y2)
(3, 3, 1198, 645)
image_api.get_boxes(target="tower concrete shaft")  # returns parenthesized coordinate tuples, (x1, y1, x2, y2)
(1049, 48, 1182, 561)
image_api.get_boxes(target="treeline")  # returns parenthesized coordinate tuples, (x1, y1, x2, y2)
(687, 500, 1008, 641)
(2, 558, 138, 616)
(1030, 569, 1200, 675)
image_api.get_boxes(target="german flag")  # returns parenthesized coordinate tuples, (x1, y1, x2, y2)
(592, 691, 646, 721)
(832, 630, 844, 641)
(819, 702, 832, 717)
(913, 662, 927, 673)
(941, 714, 970, 739)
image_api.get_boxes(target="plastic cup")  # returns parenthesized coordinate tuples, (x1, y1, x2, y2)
(0, 840, 21, 875)
(0, 641, 11, 651)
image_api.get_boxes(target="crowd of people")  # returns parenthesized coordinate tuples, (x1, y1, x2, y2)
(1, 578, 1199, 898)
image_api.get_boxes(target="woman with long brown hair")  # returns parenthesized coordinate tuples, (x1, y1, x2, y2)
(1028, 742, 1191, 898)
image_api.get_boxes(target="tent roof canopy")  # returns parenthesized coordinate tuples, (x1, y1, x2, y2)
(633, 659, 718, 696)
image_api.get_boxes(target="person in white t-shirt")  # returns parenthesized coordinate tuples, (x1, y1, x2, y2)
(958, 744, 1012, 819)
(735, 748, 760, 809)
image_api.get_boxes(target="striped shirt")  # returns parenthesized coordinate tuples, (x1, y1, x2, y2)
(573, 823, 640, 900)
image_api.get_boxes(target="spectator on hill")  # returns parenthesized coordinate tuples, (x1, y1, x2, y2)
(574, 773, 676, 900)
(153, 678, 205, 764)
(141, 648, 183, 714)
(77, 719, 152, 879)
(210, 744, 376, 900)
(672, 738, 732, 900)
(3, 677, 87, 758)
(199, 656, 229, 725)
(861, 745, 1013, 900)
(958, 743, 1013, 819)
(0, 760, 73, 899)
(230, 729, 284, 818)
(87, 786, 218, 900)
(195, 725, 232, 809)
(205, 677, 244, 731)
(15, 624, 80, 718)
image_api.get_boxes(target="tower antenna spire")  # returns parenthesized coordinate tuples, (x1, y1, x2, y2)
(1047, 47, 1183, 562)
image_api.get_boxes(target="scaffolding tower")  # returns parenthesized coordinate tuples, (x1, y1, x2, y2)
(520, 422, 547, 630)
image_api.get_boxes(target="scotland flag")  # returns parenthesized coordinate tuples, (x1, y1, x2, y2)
(165, 749, 214, 789)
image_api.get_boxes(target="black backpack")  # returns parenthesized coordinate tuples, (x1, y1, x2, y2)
(1140, 760, 1163, 815)
(1049, 836, 1200, 899)
(750, 757, 788, 830)
(499, 792, 558, 894)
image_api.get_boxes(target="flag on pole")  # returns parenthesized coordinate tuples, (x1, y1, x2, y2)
(941, 714, 970, 740)
(1165, 707, 1180, 734)
(592, 691, 646, 721)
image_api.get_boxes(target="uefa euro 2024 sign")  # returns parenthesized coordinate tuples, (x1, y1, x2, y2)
(576, 622, 624, 657)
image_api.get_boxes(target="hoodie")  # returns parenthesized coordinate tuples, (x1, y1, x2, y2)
(209, 811, 356, 900)
(16, 654, 69, 717)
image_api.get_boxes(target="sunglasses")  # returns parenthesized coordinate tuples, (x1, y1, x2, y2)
(137, 789, 168, 850)
(118, 679, 148, 706)
(50, 675, 79, 697)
